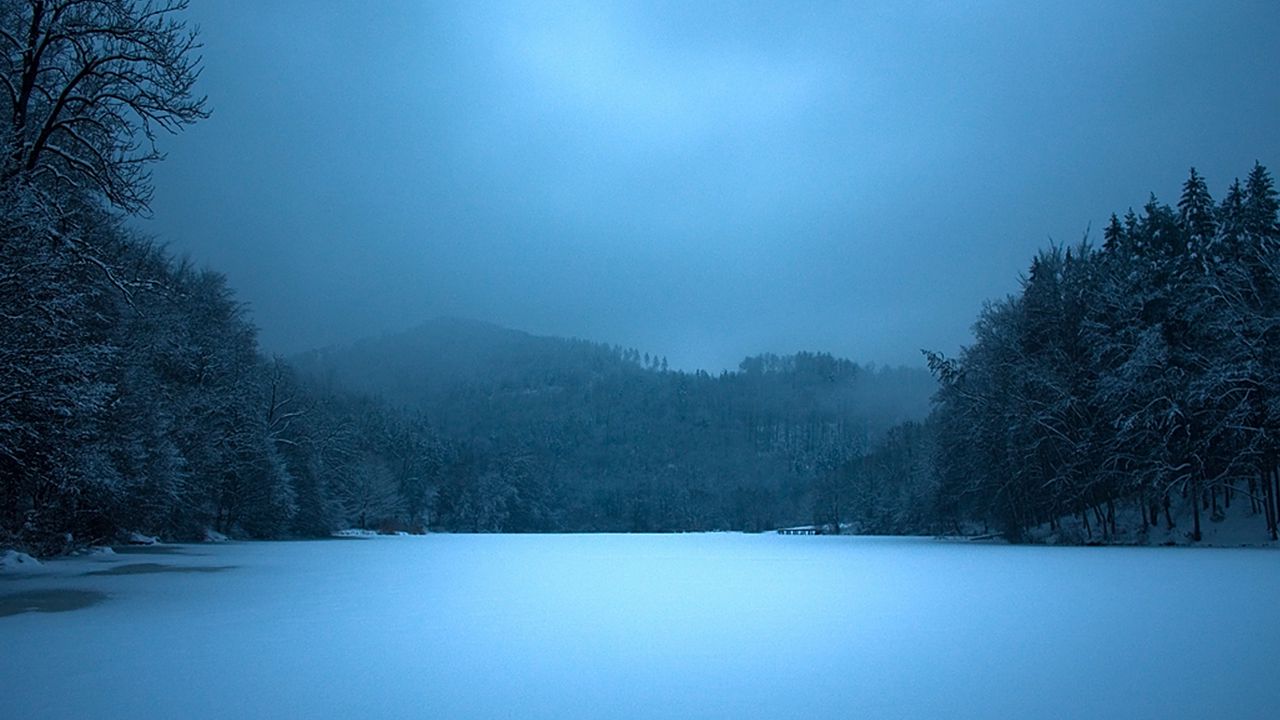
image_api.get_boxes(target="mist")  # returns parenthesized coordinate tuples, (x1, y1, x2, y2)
(6, 3, 1280, 719)
(139, 0, 1280, 370)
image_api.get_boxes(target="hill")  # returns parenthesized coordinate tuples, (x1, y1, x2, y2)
(290, 318, 937, 532)
(292, 316, 934, 425)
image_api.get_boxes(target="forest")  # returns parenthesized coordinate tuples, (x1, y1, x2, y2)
(2, 1, 1278, 555)
(927, 165, 1280, 543)
(0, 0, 938, 554)
(293, 321, 934, 535)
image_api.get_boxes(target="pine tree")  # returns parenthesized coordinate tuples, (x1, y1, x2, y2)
(1103, 213, 1125, 254)
(1216, 179, 1247, 256)
(1177, 167, 1217, 254)
(1243, 162, 1279, 242)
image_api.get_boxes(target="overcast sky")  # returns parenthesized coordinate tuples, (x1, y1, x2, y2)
(140, 0, 1280, 371)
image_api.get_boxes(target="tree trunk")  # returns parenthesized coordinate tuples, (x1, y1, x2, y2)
(1191, 480, 1202, 542)
(1270, 466, 1280, 541)
(1272, 466, 1280, 540)
(1263, 470, 1277, 540)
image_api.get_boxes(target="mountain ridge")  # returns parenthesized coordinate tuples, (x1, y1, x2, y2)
(289, 315, 937, 426)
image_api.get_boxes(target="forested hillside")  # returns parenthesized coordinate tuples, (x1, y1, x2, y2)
(0, 0, 932, 553)
(294, 318, 935, 533)
(0, 0, 448, 553)
(3, 1, 1276, 555)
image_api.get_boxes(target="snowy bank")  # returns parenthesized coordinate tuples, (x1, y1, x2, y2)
(124, 531, 160, 545)
(331, 528, 381, 538)
(0, 549, 42, 572)
(1025, 494, 1278, 548)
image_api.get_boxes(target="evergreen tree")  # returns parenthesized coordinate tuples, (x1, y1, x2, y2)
(1243, 162, 1279, 242)
(1177, 167, 1217, 252)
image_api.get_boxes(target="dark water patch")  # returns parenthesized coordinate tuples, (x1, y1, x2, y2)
(111, 545, 201, 556)
(83, 563, 236, 576)
(0, 589, 107, 617)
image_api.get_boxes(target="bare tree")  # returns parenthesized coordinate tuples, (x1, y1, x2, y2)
(0, 0, 207, 215)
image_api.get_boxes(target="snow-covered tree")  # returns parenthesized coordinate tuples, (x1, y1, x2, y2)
(0, 0, 207, 215)
(930, 165, 1280, 543)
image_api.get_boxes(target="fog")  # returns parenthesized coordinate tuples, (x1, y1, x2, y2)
(141, 0, 1280, 370)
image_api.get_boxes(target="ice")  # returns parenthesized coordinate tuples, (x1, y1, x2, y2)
(1, 534, 1278, 719)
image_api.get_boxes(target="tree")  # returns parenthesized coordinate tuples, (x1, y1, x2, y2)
(0, 0, 207, 216)
(1216, 180, 1246, 254)
(1178, 167, 1217, 251)
(929, 165, 1280, 544)
(340, 457, 403, 531)
(1243, 162, 1279, 241)
(0, 1, 206, 551)
(0, 204, 117, 551)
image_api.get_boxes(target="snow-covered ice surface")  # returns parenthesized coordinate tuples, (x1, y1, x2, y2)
(2, 534, 1278, 720)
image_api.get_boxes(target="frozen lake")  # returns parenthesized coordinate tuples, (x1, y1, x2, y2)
(2, 534, 1278, 719)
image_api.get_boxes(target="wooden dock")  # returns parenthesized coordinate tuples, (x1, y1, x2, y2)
(776, 526, 819, 535)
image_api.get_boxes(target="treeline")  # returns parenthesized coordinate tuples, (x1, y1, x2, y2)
(0, 190, 460, 552)
(0, 0, 933, 555)
(299, 327, 935, 534)
(812, 420, 939, 536)
(1, 200, 932, 551)
(14, 2, 1275, 552)
(921, 165, 1280, 542)
(0, 0, 458, 553)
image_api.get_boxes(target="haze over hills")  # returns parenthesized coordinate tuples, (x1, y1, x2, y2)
(290, 316, 936, 430)
(5, 0, 1279, 576)
(292, 316, 643, 409)
(287, 317, 938, 532)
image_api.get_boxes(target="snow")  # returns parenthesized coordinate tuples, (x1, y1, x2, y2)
(332, 528, 381, 537)
(1, 534, 1278, 719)
(124, 531, 159, 545)
(0, 549, 41, 572)
(1027, 494, 1278, 547)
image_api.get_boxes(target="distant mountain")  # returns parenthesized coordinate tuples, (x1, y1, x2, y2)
(294, 317, 548, 404)
(291, 318, 938, 531)
(291, 316, 935, 429)
(290, 316, 659, 411)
